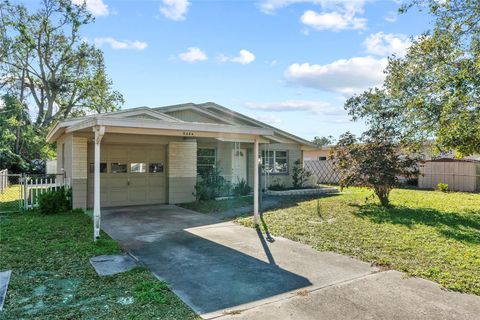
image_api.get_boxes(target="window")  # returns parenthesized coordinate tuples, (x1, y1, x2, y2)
(89, 163, 107, 173)
(262, 150, 288, 174)
(111, 163, 127, 173)
(197, 148, 216, 176)
(319, 156, 327, 161)
(149, 163, 164, 173)
(130, 163, 147, 173)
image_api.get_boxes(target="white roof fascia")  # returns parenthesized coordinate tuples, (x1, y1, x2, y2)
(65, 117, 274, 136)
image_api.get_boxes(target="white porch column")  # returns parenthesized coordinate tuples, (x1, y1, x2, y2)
(253, 138, 260, 225)
(93, 126, 105, 241)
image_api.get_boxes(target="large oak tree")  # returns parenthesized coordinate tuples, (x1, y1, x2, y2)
(0, 0, 123, 127)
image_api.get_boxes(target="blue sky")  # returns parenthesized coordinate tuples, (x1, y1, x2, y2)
(71, 0, 430, 141)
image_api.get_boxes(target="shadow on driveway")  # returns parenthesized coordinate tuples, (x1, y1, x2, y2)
(101, 205, 312, 315)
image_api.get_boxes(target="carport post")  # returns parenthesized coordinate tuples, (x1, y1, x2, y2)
(254, 138, 260, 225)
(93, 126, 105, 241)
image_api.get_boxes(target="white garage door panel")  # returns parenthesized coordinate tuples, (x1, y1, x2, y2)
(87, 143, 167, 207)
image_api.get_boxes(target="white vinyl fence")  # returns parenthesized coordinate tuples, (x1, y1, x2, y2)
(23, 174, 70, 209)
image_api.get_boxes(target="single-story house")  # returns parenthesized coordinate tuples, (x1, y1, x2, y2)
(46, 102, 316, 238)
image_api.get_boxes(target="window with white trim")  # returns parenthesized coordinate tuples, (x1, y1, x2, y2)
(197, 148, 216, 176)
(262, 150, 288, 174)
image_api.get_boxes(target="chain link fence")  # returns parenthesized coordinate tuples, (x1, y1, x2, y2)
(0, 172, 69, 213)
(304, 160, 341, 184)
(0, 172, 23, 213)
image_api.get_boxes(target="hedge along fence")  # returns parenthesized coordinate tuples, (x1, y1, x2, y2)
(23, 174, 70, 209)
(419, 159, 480, 192)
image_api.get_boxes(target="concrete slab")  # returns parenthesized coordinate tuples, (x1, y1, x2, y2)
(101, 205, 480, 319)
(90, 255, 138, 276)
(0, 270, 12, 311)
(101, 205, 377, 316)
(220, 271, 480, 320)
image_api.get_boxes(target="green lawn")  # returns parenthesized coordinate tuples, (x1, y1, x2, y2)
(0, 210, 198, 319)
(237, 188, 480, 295)
(180, 196, 253, 213)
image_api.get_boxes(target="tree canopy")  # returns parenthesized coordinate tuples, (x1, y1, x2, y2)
(0, 0, 123, 172)
(348, 0, 480, 156)
(312, 135, 334, 147)
(338, 79, 421, 205)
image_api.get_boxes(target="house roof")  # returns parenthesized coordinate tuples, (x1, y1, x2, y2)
(46, 103, 314, 148)
(156, 102, 316, 147)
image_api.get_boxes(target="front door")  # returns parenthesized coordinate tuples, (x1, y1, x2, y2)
(231, 149, 247, 183)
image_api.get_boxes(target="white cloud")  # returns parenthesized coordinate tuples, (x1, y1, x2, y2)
(301, 9, 366, 31)
(384, 10, 398, 23)
(71, 0, 109, 17)
(254, 114, 283, 125)
(259, 0, 368, 31)
(285, 56, 388, 95)
(364, 32, 411, 57)
(94, 37, 148, 50)
(159, 0, 190, 21)
(218, 49, 256, 65)
(246, 100, 341, 115)
(259, 0, 365, 14)
(178, 47, 207, 62)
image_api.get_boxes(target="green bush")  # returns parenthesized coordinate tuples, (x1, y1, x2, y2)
(233, 179, 251, 196)
(194, 166, 231, 201)
(292, 159, 312, 189)
(268, 183, 286, 191)
(37, 187, 72, 214)
(437, 183, 449, 192)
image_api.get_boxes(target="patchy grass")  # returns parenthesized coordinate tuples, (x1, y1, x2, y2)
(237, 188, 480, 295)
(180, 196, 253, 214)
(0, 210, 198, 319)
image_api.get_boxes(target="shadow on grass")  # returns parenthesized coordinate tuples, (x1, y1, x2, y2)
(264, 192, 341, 212)
(0, 199, 21, 212)
(352, 203, 480, 244)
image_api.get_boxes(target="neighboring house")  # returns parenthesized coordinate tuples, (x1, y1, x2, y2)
(304, 145, 334, 161)
(305, 144, 480, 162)
(46, 102, 316, 211)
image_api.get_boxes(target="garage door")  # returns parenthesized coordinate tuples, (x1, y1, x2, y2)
(87, 144, 167, 207)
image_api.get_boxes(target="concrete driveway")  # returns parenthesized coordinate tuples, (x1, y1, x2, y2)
(101, 205, 480, 319)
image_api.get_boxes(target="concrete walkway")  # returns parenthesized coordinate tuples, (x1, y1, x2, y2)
(101, 205, 480, 319)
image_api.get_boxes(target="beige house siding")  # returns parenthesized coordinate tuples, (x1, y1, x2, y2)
(71, 136, 88, 209)
(168, 140, 197, 203)
(56, 134, 88, 209)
